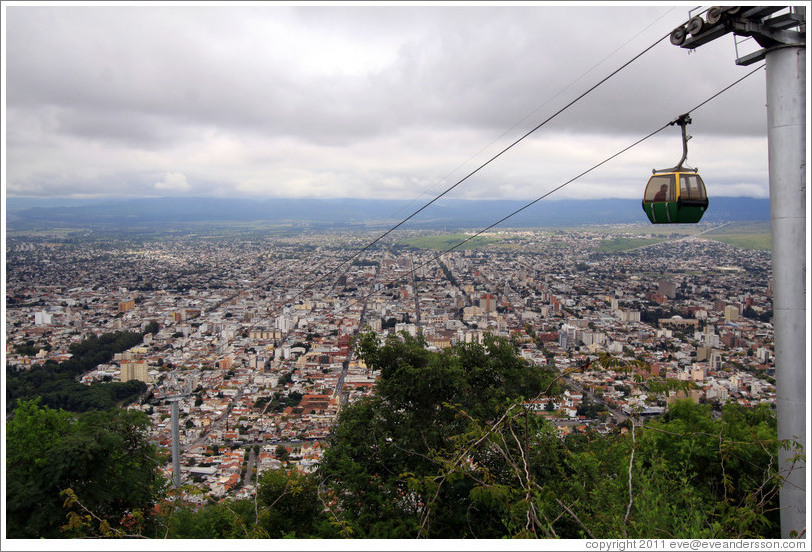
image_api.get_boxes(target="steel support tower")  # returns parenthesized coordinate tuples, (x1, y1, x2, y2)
(672, 6, 807, 538)
(169, 397, 182, 489)
(160, 371, 191, 490)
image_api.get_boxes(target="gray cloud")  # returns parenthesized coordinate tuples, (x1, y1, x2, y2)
(4, 3, 775, 201)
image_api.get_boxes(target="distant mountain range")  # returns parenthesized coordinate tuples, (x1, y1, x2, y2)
(6, 196, 771, 231)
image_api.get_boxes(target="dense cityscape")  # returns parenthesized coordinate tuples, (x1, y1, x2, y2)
(4, 224, 775, 506)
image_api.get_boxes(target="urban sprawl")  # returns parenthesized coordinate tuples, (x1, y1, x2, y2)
(5, 226, 775, 505)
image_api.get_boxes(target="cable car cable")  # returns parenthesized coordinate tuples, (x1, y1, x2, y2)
(277, 60, 765, 320)
(276, 29, 678, 310)
(328, 62, 765, 316)
(388, 6, 681, 223)
(412, 63, 766, 269)
(262, 8, 731, 319)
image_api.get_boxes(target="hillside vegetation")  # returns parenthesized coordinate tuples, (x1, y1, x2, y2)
(6, 326, 157, 413)
(5, 332, 785, 539)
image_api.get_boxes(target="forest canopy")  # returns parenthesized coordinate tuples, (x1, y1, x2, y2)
(6, 326, 156, 413)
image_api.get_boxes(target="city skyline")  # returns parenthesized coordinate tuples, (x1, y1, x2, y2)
(5, 226, 779, 536)
(4, 2, 774, 203)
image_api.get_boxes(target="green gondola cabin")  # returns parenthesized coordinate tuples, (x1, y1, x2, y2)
(642, 113, 709, 224)
(642, 169, 708, 224)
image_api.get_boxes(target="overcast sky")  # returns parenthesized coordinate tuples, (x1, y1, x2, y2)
(4, 2, 777, 202)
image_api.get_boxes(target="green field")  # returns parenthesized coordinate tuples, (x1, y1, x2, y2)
(598, 237, 668, 252)
(701, 221, 772, 250)
(398, 233, 501, 251)
(705, 234, 772, 250)
(591, 221, 771, 252)
(577, 224, 700, 238)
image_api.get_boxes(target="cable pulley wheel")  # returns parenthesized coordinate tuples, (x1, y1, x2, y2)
(706, 7, 724, 25)
(670, 26, 687, 45)
(687, 16, 705, 36)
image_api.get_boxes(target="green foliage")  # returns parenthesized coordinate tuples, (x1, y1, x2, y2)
(532, 399, 782, 539)
(743, 305, 773, 323)
(576, 397, 606, 418)
(6, 399, 164, 538)
(253, 395, 271, 411)
(256, 390, 303, 413)
(166, 500, 255, 538)
(6, 329, 149, 412)
(351, 259, 380, 267)
(162, 469, 337, 539)
(318, 336, 784, 539)
(254, 469, 326, 537)
(319, 331, 556, 538)
(435, 258, 459, 287)
(275, 445, 290, 462)
(632, 401, 781, 537)
(278, 369, 294, 386)
(8, 331, 784, 540)
(13, 339, 52, 356)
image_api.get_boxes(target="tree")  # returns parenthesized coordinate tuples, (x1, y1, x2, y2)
(319, 331, 558, 538)
(576, 397, 606, 419)
(549, 400, 783, 539)
(254, 469, 327, 538)
(6, 330, 149, 413)
(6, 398, 72, 537)
(164, 500, 252, 538)
(320, 336, 784, 539)
(162, 469, 338, 539)
(6, 399, 165, 538)
(275, 445, 290, 463)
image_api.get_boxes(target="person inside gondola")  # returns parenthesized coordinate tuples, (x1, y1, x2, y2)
(652, 184, 668, 202)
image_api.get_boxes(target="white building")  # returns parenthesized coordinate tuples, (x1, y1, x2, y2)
(34, 310, 53, 325)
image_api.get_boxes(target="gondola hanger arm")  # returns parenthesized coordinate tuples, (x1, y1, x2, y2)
(655, 112, 695, 173)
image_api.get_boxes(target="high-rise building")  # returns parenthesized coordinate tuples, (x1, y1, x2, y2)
(617, 309, 641, 322)
(34, 310, 52, 325)
(275, 315, 291, 332)
(582, 332, 606, 346)
(120, 360, 149, 383)
(709, 350, 723, 372)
